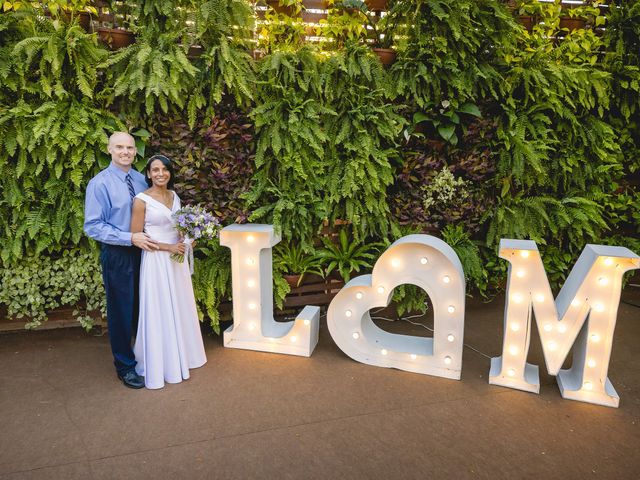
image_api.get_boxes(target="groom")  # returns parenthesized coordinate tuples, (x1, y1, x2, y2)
(84, 132, 158, 389)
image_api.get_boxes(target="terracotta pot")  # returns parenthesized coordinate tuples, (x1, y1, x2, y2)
(60, 11, 93, 32)
(518, 15, 535, 32)
(187, 44, 204, 59)
(97, 27, 136, 50)
(365, 0, 387, 11)
(303, 0, 329, 8)
(372, 47, 397, 66)
(284, 274, 303, 288)
(559, 17, 586, 31)
(77, 12, 93, 32)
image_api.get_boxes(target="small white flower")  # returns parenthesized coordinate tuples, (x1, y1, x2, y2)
(441, 100, 450, 109)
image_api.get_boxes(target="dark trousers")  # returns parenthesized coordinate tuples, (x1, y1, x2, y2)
(100, 244, 141, 375)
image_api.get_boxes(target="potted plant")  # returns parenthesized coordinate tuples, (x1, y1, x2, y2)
(559, 2, 604, 34)
(274, 242, 324, 288)
(260, 11, 307, 53)
(265, 0, 304, 16)
(95, 0, 136, 50)
(317, 0, 368, 48)
(316, 229, 382, 282)
(367, 0, 402, 65)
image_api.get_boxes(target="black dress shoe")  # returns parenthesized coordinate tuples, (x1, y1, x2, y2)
(117, 370, 145, 389)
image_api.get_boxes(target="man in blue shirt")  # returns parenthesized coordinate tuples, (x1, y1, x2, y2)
(84, 132, 158, 389)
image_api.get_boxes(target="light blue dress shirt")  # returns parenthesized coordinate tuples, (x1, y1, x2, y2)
(84, 163, 148, 246)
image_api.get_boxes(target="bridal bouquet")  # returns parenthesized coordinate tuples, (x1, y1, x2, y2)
(171, 205, 221, 272)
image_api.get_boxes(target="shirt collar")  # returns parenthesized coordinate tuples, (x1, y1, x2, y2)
(108, 163, 133, 182)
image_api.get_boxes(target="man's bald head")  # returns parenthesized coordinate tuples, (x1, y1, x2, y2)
(108, 131, 135, 147)
(107, 131, 137, 171)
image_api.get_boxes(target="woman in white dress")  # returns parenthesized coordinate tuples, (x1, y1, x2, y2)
(131, 154, 207, 389)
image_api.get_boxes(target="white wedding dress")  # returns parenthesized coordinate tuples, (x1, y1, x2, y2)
(133, 191, 207, 389)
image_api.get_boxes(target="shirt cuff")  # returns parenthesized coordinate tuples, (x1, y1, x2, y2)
(122, 231, 133, 246)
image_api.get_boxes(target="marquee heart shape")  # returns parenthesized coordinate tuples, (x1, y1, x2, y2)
(326, 234, 466, 379)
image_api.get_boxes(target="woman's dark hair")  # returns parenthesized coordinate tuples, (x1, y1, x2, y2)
(145, 154, 175, 189)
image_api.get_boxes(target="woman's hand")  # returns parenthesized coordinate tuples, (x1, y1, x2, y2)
(169, 242, 186, 255)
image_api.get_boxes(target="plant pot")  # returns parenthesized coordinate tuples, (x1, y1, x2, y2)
(266, 0, 298, 16)
(284, 274, 303, 288)
(97, 27, 136, 49)
(518, 15, 536, 32)
(559, 17, 586, 31)
(372, 47, 397, 66)
(60, 11, 93, 32)
(187, 44, 204, 59)
(365, 0, 387, 11)
(303, 0, 330, 8)
(77, 12, 93, 32)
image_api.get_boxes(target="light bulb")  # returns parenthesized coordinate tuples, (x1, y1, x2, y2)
(248, 302, 256, 310)
(597, 276, 609, 286)
(520, 250, 530, 259)
(247, 279, 256, 288)
(391, 259, 400, 268)
(352, 332, 360, 340)
(511, 323, 520, 332)
(594, 303, 605, 312)
(444, 356, 452, 365)
(356, 291, 364, 300)
(246, 235, 255, 243)
(509, 346, 518, 356)
(590, 333, 600, 343)
(447, 334, 455, 342)
(246, 257, 255, 266)
(512, 293, 523, 303)
(442, 275, 451, 284)
(587, 359, 596, 368)
(447, 305, 456, 314)
(543, 323, 552, 332)
(248, 323, 256, 331)
(535, 294, 545, 303)
(290, 336, 297, 343)
(377, 286, 385, 294)
(516, 269, 526, 278)
(604, 257, 613, 266)
(303, 319, 310, 326)
(345, 309, 352, 318)
(420, 257, 428, 265)
(410, 354, 417, 360)
(381, 349, 388, 356)
(571, 299, 580, 307)
(558, 324, 567, 334)
(548, 341, 557, 351)
(584, 381, 593, 390)
(508, 368, 516, 377)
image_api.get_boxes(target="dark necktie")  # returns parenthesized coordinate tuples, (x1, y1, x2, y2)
(125, 173, 135, 200)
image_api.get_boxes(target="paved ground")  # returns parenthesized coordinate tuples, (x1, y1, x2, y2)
(1, 287, 639, 480)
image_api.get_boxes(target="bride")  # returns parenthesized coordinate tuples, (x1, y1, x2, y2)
(130, 154, 207, 389)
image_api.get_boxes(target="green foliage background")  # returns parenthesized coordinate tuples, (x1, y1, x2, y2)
(0, 0, 638, 331)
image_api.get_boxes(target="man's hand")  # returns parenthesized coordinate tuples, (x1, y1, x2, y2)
(132, 232, 159, 251)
